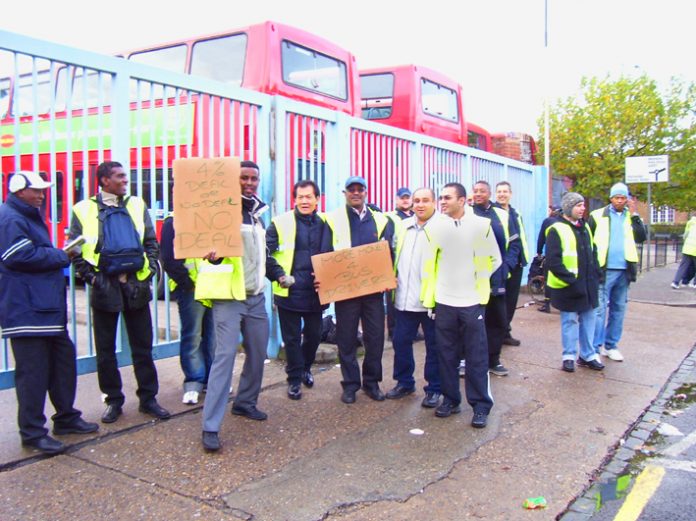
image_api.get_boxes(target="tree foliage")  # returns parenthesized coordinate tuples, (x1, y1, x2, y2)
(538, 75, 696, 211)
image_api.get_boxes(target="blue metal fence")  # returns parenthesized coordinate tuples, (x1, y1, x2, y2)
(0, 29, 548, 389)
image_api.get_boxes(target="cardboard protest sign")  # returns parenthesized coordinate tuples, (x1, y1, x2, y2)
(172, 157, 242, 259)
(311, 241, 395, 304)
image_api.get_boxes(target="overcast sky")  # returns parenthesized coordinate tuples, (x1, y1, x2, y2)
(2, 0, 694, 136)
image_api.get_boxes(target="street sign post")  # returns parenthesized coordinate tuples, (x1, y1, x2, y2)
(625, 155, 670, 271)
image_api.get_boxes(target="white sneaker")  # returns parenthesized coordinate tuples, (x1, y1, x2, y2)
(671, 282, 680, 289)
(605, 349, 624, 362)
(599, 346, 609, 357)
(182, 390, 199, 405)
(689, 282, 696, 289)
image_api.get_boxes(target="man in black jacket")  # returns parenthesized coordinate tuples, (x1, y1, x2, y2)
(70, 161, 170, 424)
(545, 192, 603, 373)
(0, 171, 98, 455)
(266, 180, 332, 400)
(161, 215, 214, 405)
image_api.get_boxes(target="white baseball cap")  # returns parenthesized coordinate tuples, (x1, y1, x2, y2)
(9, 171, 53, 193)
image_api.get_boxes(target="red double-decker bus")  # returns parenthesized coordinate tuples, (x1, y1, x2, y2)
(0, 21, 359, 245)
(359, 64, 467, 145)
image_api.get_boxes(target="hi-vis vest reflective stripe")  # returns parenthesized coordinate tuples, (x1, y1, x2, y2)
(271, 211, 296, 297)
(72, 196, 151, 282)
(682, 217, 696, 256)
(516, 212, 530, 264)
(326, 206, 389, 250)
(590, 207, 639, 267)
(193, 257, 246, 305)
(545, 222, 593, 289)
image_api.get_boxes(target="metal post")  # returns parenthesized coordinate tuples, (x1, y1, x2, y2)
(646, 183, 652, 271)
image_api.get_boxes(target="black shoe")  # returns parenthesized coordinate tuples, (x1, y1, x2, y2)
(139, 400, 171, 420)
(202, 431, 220, 452)
(421, 392, 441, 408)
(22, 435, 66, 455)
(538, 303, 550, 313)
(101, 405, 123, 424)
(53, 418, 99, 436)
(362, 386, 386, 401)
(502, 336, 521, 346)
(302, 371, 314, 388)
(471, 411, 488, 429)
(386, 384, 415, 400)
(489, 364, 509, 377)
(435, 401, 461, 418)
(287, 383, 302, 400)
(341, 389, 356, 404)
(562, 360, 576, 373)
(577, 358, 605, 371)
(231, 405, 268, 421)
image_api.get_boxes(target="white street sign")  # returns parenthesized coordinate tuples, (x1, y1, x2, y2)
(625, 155, 669, 183)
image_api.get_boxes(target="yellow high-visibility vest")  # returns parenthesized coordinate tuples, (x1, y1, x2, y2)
(545, 222, 593, 289)
(72, 195, 151, 282)
(590, 207, 639, 267)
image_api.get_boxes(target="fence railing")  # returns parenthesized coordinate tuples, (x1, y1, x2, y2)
(637, 237, 683, 273)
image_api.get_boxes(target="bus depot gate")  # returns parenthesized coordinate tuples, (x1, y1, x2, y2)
(0, 30, 548, 389)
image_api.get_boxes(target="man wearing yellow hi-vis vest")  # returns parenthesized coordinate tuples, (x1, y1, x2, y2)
(161, 214, 214, 407)
(672, 215, 696, 288)
(588, 182, 646, 363)
(70, 161, 170, 424)
(546, 192, 603, 374)
(472, 180, 521, 378)
(325, 176, 395, 405)
(422, 182, 501, 428)
(195, 160, 278, 453)
(266, 179, 332, 401)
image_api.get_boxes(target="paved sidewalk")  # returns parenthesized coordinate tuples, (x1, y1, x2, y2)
(0, 265, 694, 520)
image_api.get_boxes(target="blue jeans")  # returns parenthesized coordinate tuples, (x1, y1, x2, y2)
(593, 269, 629, 352)
(175, 287, 214, 393)
(392, 309, 440, 393)
(561, 309, 598, 362)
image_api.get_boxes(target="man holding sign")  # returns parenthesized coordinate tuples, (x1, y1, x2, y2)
(192, 160, 275, 452)
(325, 177, 395, 405)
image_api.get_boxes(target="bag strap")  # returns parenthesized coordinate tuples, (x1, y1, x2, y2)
(95, 195, 132, 254)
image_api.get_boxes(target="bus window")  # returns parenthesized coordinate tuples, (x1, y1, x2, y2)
(190, 34, 247, 86)
(281, 41, 347, 101)
(421, 78, 459, 123)
(129, 45, 187, 73)
(12, 70, 54, 116)
(62, 68, 112, 109)
(360, 73, 394, 120)
(0, 76, 10, 118)
(131, 168, 173, 216)
(53, 171, 63, 223)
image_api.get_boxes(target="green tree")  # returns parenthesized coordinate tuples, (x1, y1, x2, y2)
(538, 75, 696, 211)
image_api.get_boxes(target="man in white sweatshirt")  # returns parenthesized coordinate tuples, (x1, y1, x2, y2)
(423, 182, 502, 428)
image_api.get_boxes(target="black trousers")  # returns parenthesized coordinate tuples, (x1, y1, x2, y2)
(278, 307, 322, 385)
(92, 306, 159, 407)
(434, 303, 493, 413)
(11, 334, 81, 441)
(485, 294, 507, 367)
(505, 265, 523, 335)
(334, 293, 384, 392)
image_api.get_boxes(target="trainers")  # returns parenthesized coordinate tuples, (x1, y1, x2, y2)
(435, 401, 461, 418)
(489, 364, 509, 377)
(604, 349, 624, 362)
(287, 383, 302, 400)
(458, 360, 466, 378)
(689, 281, 696, 289)
(577, 358, 605, 371)
(182, 390, 199, 405)
(471, 411, 488, 428)
(671, 282, 680, 289)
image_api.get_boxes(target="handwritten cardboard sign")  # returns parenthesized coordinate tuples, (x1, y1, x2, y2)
(172, 157, 242, 259)
(311, 241, 395, 304)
